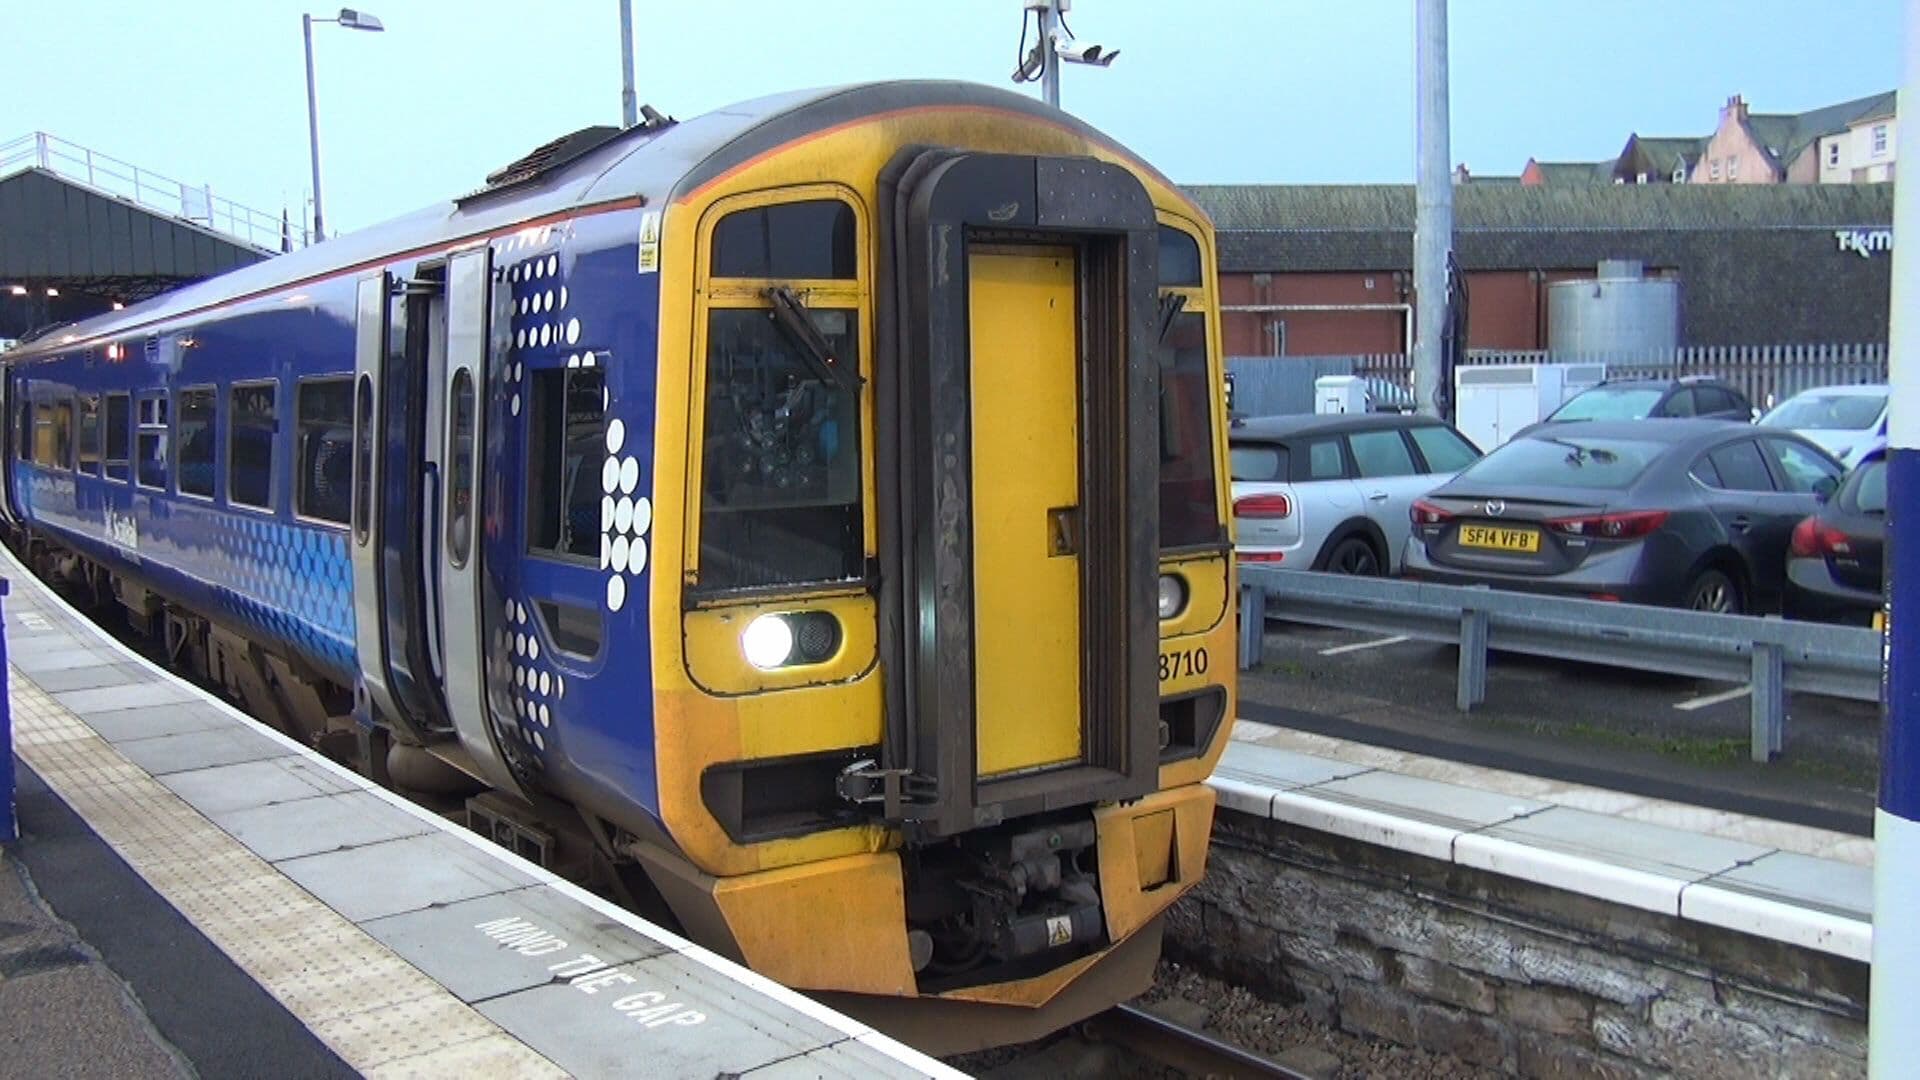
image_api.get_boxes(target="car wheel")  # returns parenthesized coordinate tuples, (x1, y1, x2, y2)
(1684, 568, 1743, 615)
(1324, 536, 1384, 577)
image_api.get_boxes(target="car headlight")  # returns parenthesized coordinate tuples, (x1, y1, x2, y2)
(1157, 574, 1188, 620)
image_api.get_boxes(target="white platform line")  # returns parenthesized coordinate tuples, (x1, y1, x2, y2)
(1319, 634, 1410, 657)
(1674, 685, 1751, 711)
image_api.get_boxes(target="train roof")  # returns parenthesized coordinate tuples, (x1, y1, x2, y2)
(9, 80, 1185, 362)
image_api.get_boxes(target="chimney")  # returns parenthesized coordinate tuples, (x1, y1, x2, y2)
(1453, 163, 1471, 184)
(1723, 94, 1748, 124)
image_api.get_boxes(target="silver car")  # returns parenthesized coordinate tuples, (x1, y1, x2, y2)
(1230, 413, 1482, 574)
(1757, 383, 1888, 469)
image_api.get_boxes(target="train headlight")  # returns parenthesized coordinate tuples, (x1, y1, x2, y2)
(742, 615, 795, 670)
(1157, 574, 1187, 620)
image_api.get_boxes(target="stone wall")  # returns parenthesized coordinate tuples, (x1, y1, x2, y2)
(1166, 810, 1868, 1078)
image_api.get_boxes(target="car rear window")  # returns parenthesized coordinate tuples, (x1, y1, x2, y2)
(1458, 435, 1664, 490)
(1550, 386, 1664, 422)
(1229, 443, 1287, 482)
(1409, 425, 1480, 472)
(1850, 459, 1888, 514)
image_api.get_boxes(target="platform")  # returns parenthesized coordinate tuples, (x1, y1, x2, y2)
(0, 550, 959, 1079)
(1212, 719, 1873, 962)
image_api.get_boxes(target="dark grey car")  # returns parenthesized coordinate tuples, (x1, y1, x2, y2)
(1402, 420, 1843, 613)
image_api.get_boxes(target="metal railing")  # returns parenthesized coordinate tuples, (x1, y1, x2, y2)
(1236, 566, 1884, 763)
(1330, 344, 1890, 413)
(0, 132, 293, 253)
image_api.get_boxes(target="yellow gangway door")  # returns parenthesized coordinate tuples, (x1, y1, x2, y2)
(968, 245, 1084, 777)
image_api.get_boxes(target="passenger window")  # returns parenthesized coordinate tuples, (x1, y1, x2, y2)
(297, 379, 353, 524)
(697, 307, 862, 590)
(1764, 438, 1841, 494)
(1664, 389, 1697, 418)
(1688, 457, 1721, 488)
(1409, 425, 1479, 473)
(52, 397, 74, 469)
(1160, 310, 1222, 548)
(31, 399, 55, 467)
(711, 200, 856, 280)
(104, 393, 130, 481)
(176, 386, 215, 498)
(1704, 441, 1774, 492)
(229, 382, 276, 509)
(1348, 429, 1417, 478)
(1306, 439, 1345, 481)
(446, 369, 476, 566)
(136, 394, 169, 489)
(77, 394, 101, 475)
(527, 367, 606, 562)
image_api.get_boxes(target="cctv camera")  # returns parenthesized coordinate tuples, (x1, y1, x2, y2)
(1052, 34, 1118, 66)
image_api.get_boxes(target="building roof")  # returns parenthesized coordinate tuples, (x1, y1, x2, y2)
(1529, 160, 1614, 185)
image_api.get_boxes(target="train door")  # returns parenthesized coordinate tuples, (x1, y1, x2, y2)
(875, 152, 1163, 837)
(351, 256, 524, 794)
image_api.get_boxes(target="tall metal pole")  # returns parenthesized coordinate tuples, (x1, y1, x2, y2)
(1870, 2, 1920, 1074)
(302, 13, 325, 243)
(618, 0, 638, 128)
(1412, 0, 1453, 419)
(1039, 0, 1062, 109)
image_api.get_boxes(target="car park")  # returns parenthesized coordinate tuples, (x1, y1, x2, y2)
(1534, 375, 1754, 427)
(1230, 413, 1482, 575)
(1785, 440, 1887, 624)
(1757, 383, 1888, 469)
(1403, 419, 1842, 614)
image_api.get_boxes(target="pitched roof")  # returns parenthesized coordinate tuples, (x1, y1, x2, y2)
(1530, 160, 1614, 185)
(1746, 91, 1896, 166)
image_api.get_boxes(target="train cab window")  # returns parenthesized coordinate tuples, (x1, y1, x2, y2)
(136, 394, 169, 489)
(697, 307, 862, 591)
(711, 200, 856, 280)
(77, 394, 101, 476)
(527, 367, 606, 561)
(296, 379, 353, 525)
(104, 393, 130, 481)
(228, 381, 277, 510)
(1157, 225, 1222, 550)
(1159, 310, 1222, 549)
(1157, 226, 1203, 288)
(176, 386, 215, 498)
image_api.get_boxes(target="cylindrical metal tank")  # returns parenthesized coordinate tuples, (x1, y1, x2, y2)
(1547, 260, 1680, 358)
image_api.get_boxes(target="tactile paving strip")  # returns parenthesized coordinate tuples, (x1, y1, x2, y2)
(9, 678, 566, 1077)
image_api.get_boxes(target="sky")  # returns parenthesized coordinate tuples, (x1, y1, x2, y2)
(1, 1, 1905, 240)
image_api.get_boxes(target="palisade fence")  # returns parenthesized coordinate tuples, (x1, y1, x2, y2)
(1227, 344, 1889, 418)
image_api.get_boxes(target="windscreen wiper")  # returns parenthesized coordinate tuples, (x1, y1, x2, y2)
(766, 286, 864, 393)
(1156, 292, 1188, 346)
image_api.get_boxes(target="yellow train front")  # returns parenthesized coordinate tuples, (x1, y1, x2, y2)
(632, 81, 1235, 1050)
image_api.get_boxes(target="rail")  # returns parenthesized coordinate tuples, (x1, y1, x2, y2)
(1083, 1004, 1310, 1079)
(0, 132, 290, 253)
(1237, 566, 1884, 763)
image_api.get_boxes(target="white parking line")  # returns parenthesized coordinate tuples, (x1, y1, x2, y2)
(1674, 685, 1751, 711)
(1319, 634, 1411, 657)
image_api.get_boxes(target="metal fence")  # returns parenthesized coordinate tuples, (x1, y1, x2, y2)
(0, 132, 290, 253)
(1292, 344, 1890, 414)
(1236, 567, 1884, 764)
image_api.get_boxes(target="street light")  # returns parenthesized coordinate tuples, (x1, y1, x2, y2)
(302, 7, 384, 243)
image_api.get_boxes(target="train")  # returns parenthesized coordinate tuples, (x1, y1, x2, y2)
(0, 80, 1236, 1050)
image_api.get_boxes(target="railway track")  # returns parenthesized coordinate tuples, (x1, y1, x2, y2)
(1081, 1004, 1313, 1079)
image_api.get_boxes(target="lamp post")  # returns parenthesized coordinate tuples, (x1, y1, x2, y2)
(302, 7, 384, 244)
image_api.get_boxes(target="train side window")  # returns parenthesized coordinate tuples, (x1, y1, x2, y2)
(297, 378, 353, 525)
(228, 381, 277, 510)
(52, 397, 75, 470)
(445, 368, 476, 566)
(352, 375, 373, 544)
(136, 394, 169, 489)
(104, 393, 131, 481)
(30, 399, 55, 467)
(711, 200, 856, 280)
(77, 394, 101, 476)
(526, 367, 606, 562)
(176, 386, 215, 498)
(696, 307, 862, 590)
